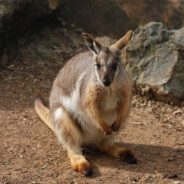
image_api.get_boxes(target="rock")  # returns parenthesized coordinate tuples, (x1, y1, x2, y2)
(131, 177, 139, 182)
(122, 22, 184, 105)
(59, 0, 129, 38)
(0, 0, 65, 65)
(36, 46, 58, 63)
(164, 173, 178, 179)
(59, 0, 184, 38)
(0, 49, 8, 66)
(0, 0, 184, 43)
(173, 109, 182, 115)
(173, 182, 181, 184)
(0, 0, 63, 34)
(167, 157, 175, 162)
(130, 122, 142, 125)
(145, 176, 155, 183)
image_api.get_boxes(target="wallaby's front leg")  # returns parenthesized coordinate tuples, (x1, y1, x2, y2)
(112, 83, 132, 132)
(111, 100, 129, 131)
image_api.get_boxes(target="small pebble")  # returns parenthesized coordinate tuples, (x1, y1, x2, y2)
(164, 173, 178, 179)
(167, 157, 175, 162)
(145, 176, 155, 183)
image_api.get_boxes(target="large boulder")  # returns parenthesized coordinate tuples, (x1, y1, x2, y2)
(122, 22, 184, 105)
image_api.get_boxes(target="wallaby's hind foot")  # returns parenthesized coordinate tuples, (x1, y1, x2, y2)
(99, 142, 137, 164)
(119, 149, 137, 164)
(68, 149, 93, 176)
(70, 155, 92, 176)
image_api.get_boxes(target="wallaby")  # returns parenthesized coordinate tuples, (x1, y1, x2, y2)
(35, 30, 137, 176)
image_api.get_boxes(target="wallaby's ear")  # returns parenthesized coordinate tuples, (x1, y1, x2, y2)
(82, 33, 103, 54)
(112, 30, 132, 50)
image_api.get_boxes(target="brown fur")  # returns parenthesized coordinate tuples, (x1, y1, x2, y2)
(85, 83, 112, 135)
(82, 33, 102, 50)
(113, 30, 132, 49)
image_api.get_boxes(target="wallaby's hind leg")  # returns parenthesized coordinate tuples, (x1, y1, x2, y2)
(99, 140, 137, 164)
(54, 107, 92, 176)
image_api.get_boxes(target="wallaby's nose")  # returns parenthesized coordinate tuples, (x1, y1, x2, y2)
(103, 79, 111, 87)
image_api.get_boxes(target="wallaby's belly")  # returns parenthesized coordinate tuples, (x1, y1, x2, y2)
(51, 71, 120, 145)
(102, 110, 117, 126)
(57, 93, 118, 145)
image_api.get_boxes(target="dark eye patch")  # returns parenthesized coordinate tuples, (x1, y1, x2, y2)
(96, 58, 102, 70)
(96, 63, 101, 70)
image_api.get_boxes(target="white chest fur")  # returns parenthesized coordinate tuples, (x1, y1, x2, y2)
(101, 87, 119, 126)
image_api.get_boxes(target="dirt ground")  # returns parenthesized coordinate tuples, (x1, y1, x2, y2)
(0, 22, 184, 184)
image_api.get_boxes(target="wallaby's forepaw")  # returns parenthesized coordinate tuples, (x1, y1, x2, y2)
(119, 149, 137, 164)
(102, 125, 112, 135)
(111, 122, 120, 132)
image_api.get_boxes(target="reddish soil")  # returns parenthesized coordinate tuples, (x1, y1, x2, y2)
(0, 23, 184, 184)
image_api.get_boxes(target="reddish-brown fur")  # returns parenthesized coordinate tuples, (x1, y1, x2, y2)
(85, 82, 112, 135)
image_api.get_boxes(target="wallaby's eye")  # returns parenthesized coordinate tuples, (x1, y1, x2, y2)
(96, 63, 101, 70)
(112, 63, 118, 70)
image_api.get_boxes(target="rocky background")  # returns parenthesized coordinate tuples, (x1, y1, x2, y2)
(0, 0, 184, 105)
(122, 22, 184, 105)
(0, 1, 184, 184)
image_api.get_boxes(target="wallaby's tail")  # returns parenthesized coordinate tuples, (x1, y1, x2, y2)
(34, 96, 54, 132)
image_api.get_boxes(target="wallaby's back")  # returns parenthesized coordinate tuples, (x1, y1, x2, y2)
(49, 51, 94, 114)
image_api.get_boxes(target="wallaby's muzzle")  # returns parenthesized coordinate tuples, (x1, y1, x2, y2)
(103, 78, 111, 87)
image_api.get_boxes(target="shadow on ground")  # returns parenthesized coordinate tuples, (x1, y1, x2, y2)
(85, 143, 184, 180)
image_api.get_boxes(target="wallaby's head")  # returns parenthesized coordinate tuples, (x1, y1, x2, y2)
(82, 31, 132, 87)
